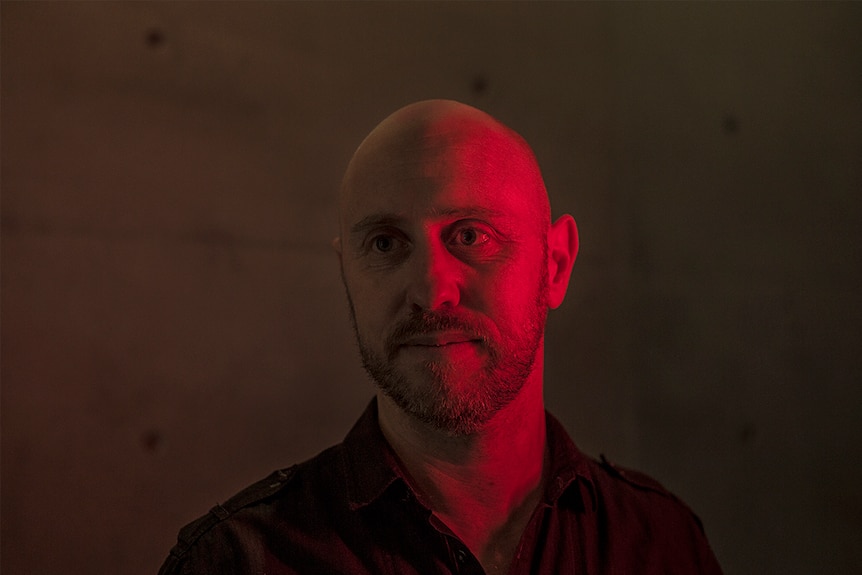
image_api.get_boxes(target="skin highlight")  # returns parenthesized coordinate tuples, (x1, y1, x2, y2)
(334, 99, 578, 574)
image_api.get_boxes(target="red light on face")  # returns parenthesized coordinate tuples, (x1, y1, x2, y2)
(338, 103, 555, 435)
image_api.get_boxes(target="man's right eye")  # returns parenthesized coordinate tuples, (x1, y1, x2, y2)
(372, 235, 397, 253)
(361, 230, 409, 261)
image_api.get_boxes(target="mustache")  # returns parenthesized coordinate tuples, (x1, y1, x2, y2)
(385, 310, 491, 358)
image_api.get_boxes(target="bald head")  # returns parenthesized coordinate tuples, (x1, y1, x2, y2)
(338, 100, 551, 235)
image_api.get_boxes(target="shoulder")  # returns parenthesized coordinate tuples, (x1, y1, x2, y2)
(580, 455, 723, 573)
(587, 454, 706, 533)
(594, 454, 686, 499)
(158, 445, 346, 575)
(158, 467, 297, 575)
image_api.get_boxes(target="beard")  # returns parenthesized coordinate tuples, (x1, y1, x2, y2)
(343, 260, 549, 436)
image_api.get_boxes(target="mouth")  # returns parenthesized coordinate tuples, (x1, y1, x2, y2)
(400, 332, 482, 348)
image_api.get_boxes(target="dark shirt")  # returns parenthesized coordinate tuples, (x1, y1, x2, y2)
(159, 399, 723, 574)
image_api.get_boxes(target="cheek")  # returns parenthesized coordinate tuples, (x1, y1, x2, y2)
(476, 274, 534, 338)
(489, 256, 544, 305)
(345, 273, 395, 330)
(502, 274, 533, 301)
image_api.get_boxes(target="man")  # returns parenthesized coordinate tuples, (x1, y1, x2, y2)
(159, 100, 722, 574)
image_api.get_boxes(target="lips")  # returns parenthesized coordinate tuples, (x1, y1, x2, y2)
(400, 332, 480, 347)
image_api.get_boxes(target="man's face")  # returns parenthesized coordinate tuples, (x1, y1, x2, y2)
(338, 118, 551, 435)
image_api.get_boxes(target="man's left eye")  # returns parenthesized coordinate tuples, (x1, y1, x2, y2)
(454, 228, 488, 246)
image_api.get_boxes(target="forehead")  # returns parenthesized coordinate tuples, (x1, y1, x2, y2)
(341, 123, 542, 228)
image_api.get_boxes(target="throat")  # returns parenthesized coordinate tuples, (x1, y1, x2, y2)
(435, 476, 544, 575)
(375, 382, 548, 573)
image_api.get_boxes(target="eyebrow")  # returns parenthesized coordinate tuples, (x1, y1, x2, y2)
(349, 214, 405, 237)
(349, 206, 508, 237)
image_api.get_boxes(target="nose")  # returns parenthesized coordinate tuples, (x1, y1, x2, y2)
(405, 240, 461, 311)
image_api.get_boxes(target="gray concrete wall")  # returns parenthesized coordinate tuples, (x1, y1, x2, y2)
(2, 2, 860, 574)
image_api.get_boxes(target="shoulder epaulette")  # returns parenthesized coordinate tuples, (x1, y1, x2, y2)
(598, 454, 674, 497)
(597, 454, 706, 532)
(158, 467, 296, 575)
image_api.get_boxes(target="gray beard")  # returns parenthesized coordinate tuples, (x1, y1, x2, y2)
(343, 271, 548, 436)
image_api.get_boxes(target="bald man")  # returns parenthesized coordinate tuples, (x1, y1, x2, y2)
(159, 100, 722, 575)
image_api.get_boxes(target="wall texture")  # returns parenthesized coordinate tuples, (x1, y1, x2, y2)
(2, 3, 860, 574)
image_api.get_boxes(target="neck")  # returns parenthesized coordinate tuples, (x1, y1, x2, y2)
(377, 365, 547, 573)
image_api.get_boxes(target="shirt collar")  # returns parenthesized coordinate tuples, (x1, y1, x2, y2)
(343, 399, 413, 511)
(543, 411, 598, 512)
(342, 398, 597, 513)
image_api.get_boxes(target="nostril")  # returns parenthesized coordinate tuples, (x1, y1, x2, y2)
(404, 245, 462, 310)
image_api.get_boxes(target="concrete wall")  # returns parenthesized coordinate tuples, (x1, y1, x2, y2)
(2, 2, 860, 574)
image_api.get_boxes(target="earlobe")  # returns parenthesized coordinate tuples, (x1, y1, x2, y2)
(546, 215, 578, 309)
(332, 237, 343, 265)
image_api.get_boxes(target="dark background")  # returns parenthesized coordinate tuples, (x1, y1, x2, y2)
(2, 2, 860, 574)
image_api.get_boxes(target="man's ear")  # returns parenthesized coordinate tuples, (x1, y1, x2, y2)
(332, 236, 344, 268)
(546, 214, 578, 309)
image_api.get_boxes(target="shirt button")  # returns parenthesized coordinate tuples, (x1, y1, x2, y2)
(455, 548, 468, 563)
